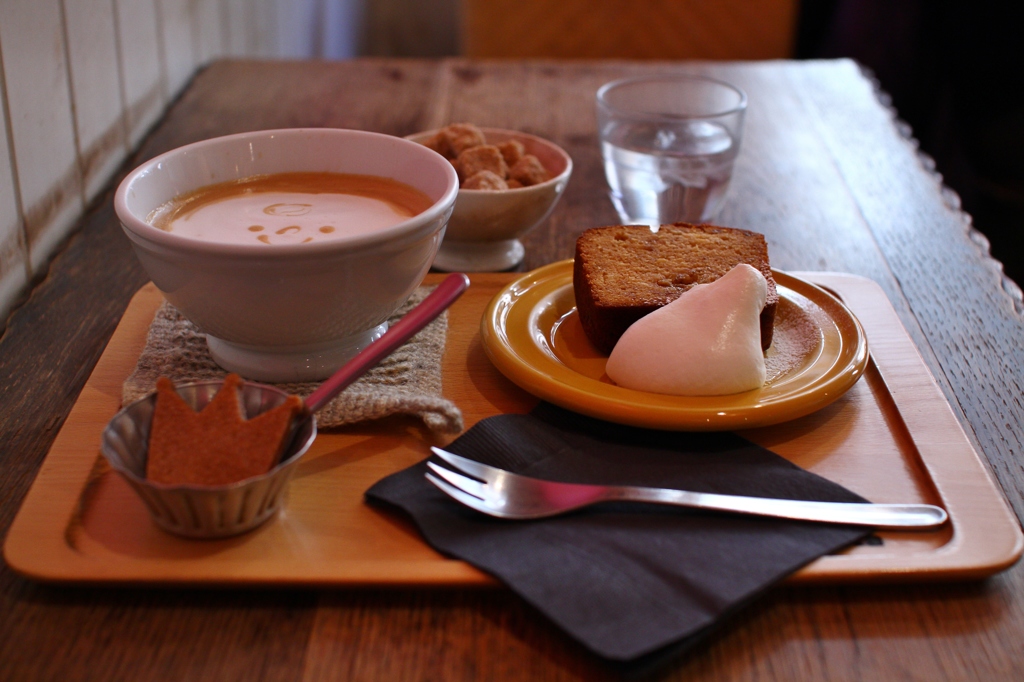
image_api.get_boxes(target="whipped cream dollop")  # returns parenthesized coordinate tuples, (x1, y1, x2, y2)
(605, 264, 768, 396)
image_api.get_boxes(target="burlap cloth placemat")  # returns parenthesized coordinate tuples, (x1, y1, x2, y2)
(122, 286, 463, 433)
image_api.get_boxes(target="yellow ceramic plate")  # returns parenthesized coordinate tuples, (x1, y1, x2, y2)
(481, 260, 869, 431)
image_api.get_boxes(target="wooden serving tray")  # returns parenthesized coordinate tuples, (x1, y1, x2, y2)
(5, 272, 1021, 585)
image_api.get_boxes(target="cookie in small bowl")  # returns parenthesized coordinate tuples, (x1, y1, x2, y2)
(407, 124, 572, 271)
(100, 375, 316, 539)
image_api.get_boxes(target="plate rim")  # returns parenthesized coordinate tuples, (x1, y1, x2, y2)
(480, 259, 870, 431)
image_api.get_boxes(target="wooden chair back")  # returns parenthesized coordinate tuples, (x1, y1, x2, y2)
(463, 0, 797, 60)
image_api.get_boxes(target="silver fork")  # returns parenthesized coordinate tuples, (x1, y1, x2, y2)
(425, 447, 948, 528)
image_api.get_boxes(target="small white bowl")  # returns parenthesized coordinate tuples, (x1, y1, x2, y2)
(406, 128, 572, 271)
(115, 128, 459, 382)
(100, 379, 317, 539)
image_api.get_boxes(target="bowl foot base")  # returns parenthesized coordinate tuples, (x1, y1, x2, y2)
(432, 239, 524, 272)
(206, 322, 388, 383)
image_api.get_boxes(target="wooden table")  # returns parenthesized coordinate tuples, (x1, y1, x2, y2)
(2, 58, 1023, 680)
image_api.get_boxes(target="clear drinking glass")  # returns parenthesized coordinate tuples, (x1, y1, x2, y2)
(596, 74, 747, 225)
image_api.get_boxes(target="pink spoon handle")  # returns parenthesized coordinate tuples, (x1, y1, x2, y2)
(303, 273, 470, 414)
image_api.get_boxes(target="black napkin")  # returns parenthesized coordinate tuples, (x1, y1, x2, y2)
(366, 403, 870, 663)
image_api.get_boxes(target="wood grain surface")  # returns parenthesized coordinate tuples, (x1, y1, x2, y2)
(1, 58, 1023, 680)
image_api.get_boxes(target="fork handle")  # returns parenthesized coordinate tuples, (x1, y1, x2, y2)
(603, 487, 947, 528)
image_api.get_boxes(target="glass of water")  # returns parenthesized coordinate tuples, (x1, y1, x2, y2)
(596, 74, 747, 225)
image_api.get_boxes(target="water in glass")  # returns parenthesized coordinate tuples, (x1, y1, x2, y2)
(602, 119, 738, 225)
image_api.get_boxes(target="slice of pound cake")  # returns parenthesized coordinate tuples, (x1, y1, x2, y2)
(573, 223, 778, 355)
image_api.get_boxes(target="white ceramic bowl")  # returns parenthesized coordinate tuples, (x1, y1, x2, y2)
(115, 129, 459, 382)
(406, 128, 572, 271)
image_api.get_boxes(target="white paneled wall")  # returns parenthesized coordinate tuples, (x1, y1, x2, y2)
(193, 0, 225, 66)
(0, 0, 364, 326)
(63, 0, 126, 202)
(113, 0, 166, 148)
(0, 0, 83, 279)
(0, 83, 27, 315)
(158, 0, 199, 97)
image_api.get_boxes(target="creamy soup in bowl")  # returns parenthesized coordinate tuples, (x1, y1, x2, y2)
(148, 172, 434, 246)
